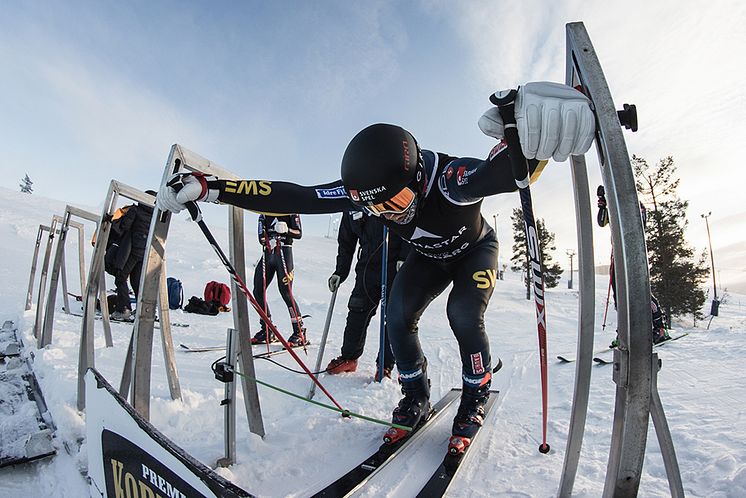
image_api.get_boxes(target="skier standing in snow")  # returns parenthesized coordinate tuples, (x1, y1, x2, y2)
(251, 214, 308, 346)
(109, 192, 157, 321)
(598, 186, 671, 346)
(325, 210, 409, 379)
(158, 82, 595, 445)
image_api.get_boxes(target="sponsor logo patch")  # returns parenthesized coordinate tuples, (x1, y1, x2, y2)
(356, 185, 387, 202)
(315, 186, 348, 199)
(488, 139, 508, 161)
(446, 166, 454, 179)
(472, 269, 498, 289)
(349, 189, 360, 202)
(456, 166, 468, 186)
(224, 180, 272, 196)
(471, 352, 485, 375)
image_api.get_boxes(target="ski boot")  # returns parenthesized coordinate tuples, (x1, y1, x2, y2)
(609, 336, 620, 349)
(449, 373, 491, 456)
(326, 356, 358, 374)
(653, 327, 670, 344)
(287, 320, 309, 347)
(251, 322, 276, 344)
(374, 365, 393, 382)
(111, 309, 134, 322)
(384, 364, 430, 445)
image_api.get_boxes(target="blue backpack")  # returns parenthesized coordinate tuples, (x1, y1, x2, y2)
(166, 277, 183, 310)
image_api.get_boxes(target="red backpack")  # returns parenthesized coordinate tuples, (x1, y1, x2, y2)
(204, 281, 231, 307)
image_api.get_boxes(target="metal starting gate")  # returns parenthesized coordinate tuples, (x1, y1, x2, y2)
(559, 22, 684, 497)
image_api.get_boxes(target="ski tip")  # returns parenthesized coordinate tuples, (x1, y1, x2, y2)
(492, 357, 503, 373)
(539, 443, 551, 454)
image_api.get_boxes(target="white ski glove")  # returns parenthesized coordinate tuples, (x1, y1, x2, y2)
(274, 221, 289, 234)
(328, 274, 341, 292)
(478, 82, 596, 162)
(156, 173, 219, 213)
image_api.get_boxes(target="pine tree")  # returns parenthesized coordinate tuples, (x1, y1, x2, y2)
(19, 174, 33, 194)
(633, 155, 708, 324)
(510, 208, 564, 300)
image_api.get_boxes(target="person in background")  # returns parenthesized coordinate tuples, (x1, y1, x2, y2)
(109, 190, 156, 321)
(326, 210, 409, 379)
(251, 214, 308, 347)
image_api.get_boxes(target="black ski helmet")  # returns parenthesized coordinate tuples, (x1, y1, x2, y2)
(341, 123, 421, 206)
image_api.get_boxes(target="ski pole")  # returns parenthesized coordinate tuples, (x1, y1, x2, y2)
(602, 252, 614, 331)
(493, 89, 550, 454)
(377, 225, 389, 382)
(168, 179, 345, 412)
(307, 286, 339, 399)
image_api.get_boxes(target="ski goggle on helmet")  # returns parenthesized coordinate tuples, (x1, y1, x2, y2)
(341, 123, 424, 224)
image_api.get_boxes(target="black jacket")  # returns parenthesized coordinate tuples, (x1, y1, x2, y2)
(105, 203, 154, 274)
(334, 210, 409, 283)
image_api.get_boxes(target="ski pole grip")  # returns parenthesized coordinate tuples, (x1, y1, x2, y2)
(167, 174, 202, 222)
(491, 89, 530, 189)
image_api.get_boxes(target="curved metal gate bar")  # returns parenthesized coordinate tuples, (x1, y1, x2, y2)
(132, 144, 265, 438)
(76, 181, 180, 411)
(561, 22, 682, 496)
(40, 206, 99, 348)
(557, 150, 595, 496)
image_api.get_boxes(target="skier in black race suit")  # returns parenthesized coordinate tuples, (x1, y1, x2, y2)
(157, 82, 595, 444)
(251, 213, 308, 346)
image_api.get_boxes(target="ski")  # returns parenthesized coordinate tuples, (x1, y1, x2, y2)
(593, 333, 690, 365)
(557, 345, 616, 364)
(253, 344, 308, 359)
(179, 344, 223, 353)
(179, 343, 306, 359)
(416, 391, 500, 497)
(311, 389, 461, 498)
(67, 311, 189, 328)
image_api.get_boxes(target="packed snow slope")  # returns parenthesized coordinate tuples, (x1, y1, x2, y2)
(1, 186, 745, 497)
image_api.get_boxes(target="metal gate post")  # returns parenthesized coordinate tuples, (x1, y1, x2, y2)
(132, 144, 264, 432)
(563, 22, 680, 496)
(558, 151, 596, 496)
(40, 214, 85, 347)
(33, 217, 60, 340)
(26, 225, 50, 311)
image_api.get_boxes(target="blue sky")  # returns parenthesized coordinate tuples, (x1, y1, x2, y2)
(2, 1, 744, 291)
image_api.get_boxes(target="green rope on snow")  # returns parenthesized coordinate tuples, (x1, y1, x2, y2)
(233, 370, 412, 432)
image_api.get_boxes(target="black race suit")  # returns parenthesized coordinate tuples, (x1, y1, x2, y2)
(334, 210, 409, 370)
(209, 142, 545, 386)
(252, 214, 304, 334)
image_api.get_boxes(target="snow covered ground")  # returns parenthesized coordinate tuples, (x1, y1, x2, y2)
(1, 186, 745, 497)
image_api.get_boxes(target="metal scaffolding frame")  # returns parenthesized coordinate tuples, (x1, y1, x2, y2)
(558, 22, 683, 497)
(39, 206, 103, 348)
(131, 144, 264, 438)
(26, 224, 54, 312)
(76, 181, 181, 411)
(31, 216, 71, 342)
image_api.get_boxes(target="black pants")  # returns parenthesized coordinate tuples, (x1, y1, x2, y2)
(252, 245, 302, 328)
(387, 235, 498, 386)
(340, 262, 395, 370)
(114, 255, 143, 313)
